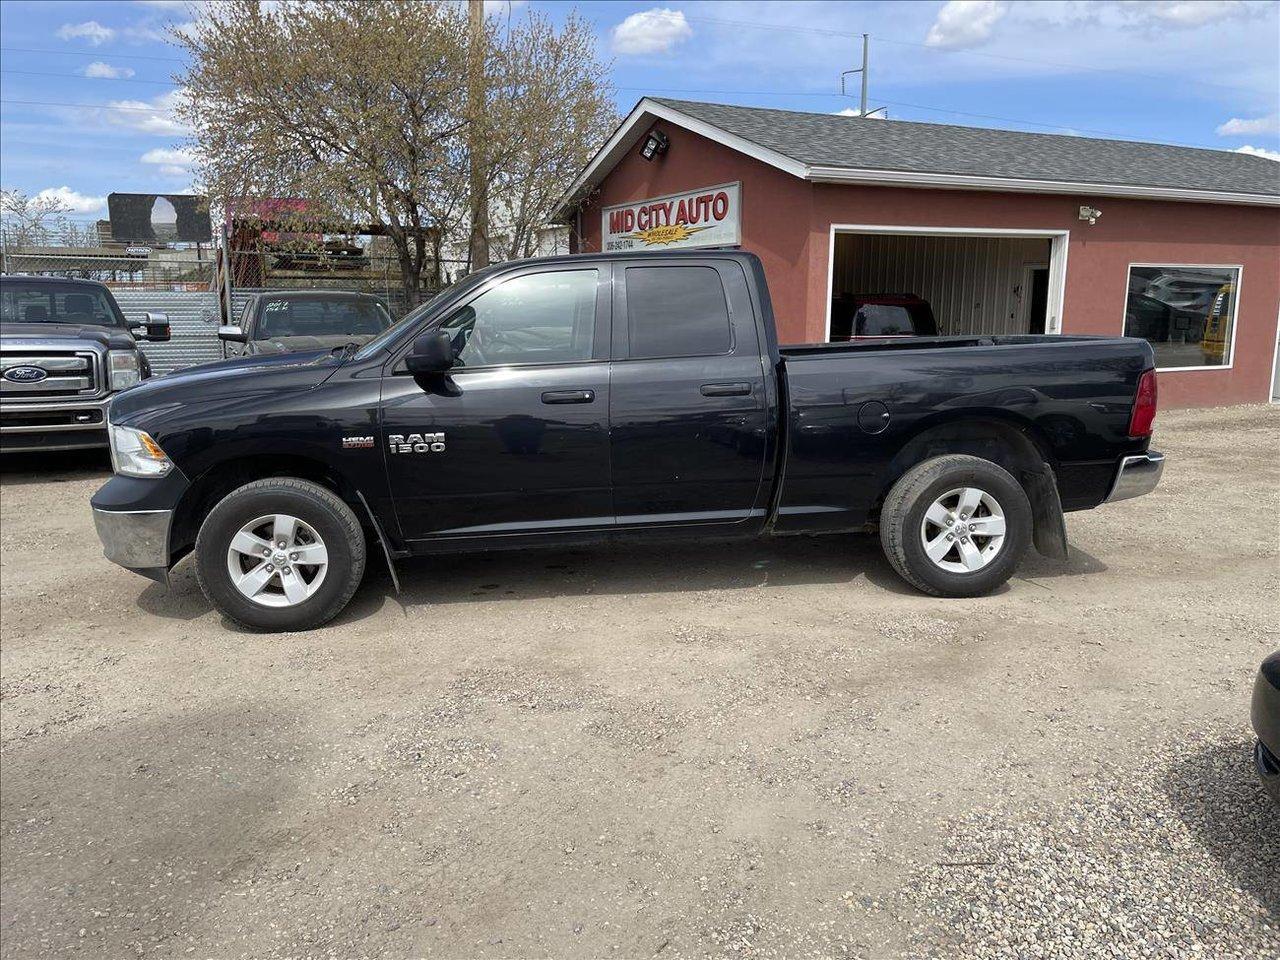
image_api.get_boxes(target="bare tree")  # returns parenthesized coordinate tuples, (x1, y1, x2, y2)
(482, 11, 617, 262)
(175, 1, 471, 307)
(175, 1, 614, 304)
(0, 189, 73, 249)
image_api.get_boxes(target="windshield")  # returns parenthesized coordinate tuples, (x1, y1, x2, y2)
(256, 297, 392, 339)
(352, 269, 498, 361)
(0, 280, 126, 327)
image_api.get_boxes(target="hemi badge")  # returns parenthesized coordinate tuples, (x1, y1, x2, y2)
(342, 435, 374, 449)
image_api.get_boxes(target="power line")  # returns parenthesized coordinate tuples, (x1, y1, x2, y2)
(608, 10, 1263, 96)
(0, 98, 174, 113)
(0, 45, 185, 63)
(0, 90, 1222, 151)
(1, 69, 176, 86)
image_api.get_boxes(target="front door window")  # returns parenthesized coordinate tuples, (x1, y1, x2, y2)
(440, 269, 599, 367)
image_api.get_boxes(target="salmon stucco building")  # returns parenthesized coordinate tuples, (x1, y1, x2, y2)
(557, 99, 1280, 407)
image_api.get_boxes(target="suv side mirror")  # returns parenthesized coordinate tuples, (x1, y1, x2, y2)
(406, 330, 455, 374)
(134, 311, 171, 342)
(218, 324, 248, 343)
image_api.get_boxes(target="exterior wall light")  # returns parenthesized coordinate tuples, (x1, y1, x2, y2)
(640, 130, 670, 161)
(1079, 205, 1102, 225)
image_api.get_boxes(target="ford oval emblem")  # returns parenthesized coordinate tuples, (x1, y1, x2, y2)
(3, 365, 48, 384)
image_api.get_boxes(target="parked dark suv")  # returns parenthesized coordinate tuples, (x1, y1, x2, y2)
(0, 276, 170, 453)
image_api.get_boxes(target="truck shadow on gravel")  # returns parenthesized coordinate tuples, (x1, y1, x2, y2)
(0, 448, 111, 484)
(1163, 735, 1279, 919)
(136, 534, 1107, 630)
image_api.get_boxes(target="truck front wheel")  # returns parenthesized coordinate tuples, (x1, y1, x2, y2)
(879, 455, 1032, 597)
(194, 478, 366, 631)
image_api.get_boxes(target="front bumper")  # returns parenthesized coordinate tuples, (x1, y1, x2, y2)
(1104, 449, 1165, 503)
(91, 469, 190, 582)
(0, 396, 111, 452)
(92, 507, 173, 579)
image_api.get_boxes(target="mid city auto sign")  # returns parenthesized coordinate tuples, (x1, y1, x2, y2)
(602, 182, 740, 252)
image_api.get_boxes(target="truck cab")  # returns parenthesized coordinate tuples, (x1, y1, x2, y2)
(0, 276, 171, 453)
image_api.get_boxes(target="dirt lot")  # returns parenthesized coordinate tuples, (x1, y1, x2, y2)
(1, 405, 1277, 960)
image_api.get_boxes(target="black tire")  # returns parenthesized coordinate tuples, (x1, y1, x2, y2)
(194, 478, 366, 631)
(878, 454, 1031, 598)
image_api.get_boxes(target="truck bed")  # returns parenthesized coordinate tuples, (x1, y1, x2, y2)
(772, 333, 1155, 531)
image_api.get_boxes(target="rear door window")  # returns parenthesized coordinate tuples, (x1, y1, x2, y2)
(624, 266, 732, 359)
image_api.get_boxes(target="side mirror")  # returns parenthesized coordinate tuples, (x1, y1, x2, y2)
(218, 324, 248, 343)
(134, 311, 171, 343)
(405, 330, 455, 374)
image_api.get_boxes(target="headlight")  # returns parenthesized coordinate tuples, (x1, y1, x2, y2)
(108, 350, 141, 391)
(109, 424, 173, 477)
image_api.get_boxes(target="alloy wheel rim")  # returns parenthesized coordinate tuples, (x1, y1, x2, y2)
(919, 487, 1006, 573)
(225, 514, 328, 607)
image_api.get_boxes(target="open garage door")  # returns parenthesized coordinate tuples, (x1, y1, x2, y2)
(826, 227, 1068, 341)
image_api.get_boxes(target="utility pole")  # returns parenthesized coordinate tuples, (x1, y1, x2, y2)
(467, 0, 490, 271)
(840, 33, 870, 117)
(860, 33, 869, 119)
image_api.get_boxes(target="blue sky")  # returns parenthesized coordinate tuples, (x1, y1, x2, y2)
(2, 0, 1277, 223)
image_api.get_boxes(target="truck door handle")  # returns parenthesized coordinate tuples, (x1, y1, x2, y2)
(700, 382, 752, 397)
(541, 389, 594, 404)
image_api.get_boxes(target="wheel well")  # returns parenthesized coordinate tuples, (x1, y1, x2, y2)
(873, 417, 1054, 519)
(170, 455, 358, 557)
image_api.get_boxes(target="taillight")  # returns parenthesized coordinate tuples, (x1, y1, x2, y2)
(1128, 368, 1158, 437)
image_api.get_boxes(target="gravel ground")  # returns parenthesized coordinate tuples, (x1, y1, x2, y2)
(0, 404, 1277, 959)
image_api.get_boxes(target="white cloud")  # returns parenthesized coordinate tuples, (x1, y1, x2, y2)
(82, 62, 136, 80)
(1234, 145, 1280, 161)
(1125, 1, 1248, 27)
(834, 108, 886, 119)
(612, 8, 692, 55)
(1216, 114, 1280, 136)
(56, 21, 116, 45)
(924, 0, 1007, 49)
(104, 89, 191, 136)
(141, 147, 196, 166)
(33, 186, 107, 214)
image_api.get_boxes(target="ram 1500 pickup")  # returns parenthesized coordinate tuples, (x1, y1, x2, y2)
(90, 251, 1164, 631)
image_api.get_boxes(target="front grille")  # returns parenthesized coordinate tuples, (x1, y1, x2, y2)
(0, 350, 100, 400)
(1, 407, 104, 429)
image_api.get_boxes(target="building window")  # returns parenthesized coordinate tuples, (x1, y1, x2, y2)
(1124, 265, 1240, 370)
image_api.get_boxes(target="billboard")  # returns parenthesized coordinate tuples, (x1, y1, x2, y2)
(107, 193, 212, 243)
(601, 182, 740, 252)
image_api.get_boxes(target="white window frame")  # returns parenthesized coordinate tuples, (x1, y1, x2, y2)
(824, 224, 1070, 342)
(1122, 262, 1243, 373)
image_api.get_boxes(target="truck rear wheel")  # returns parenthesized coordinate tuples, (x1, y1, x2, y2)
(879, 455, 1031, 597)
(194, 478, 366, 631)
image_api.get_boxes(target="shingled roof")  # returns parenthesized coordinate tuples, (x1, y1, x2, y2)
(558, 98, 1280, 216)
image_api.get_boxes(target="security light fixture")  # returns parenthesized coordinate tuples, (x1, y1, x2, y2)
(1079, 205, 1102, 225)
(640, 130, 669, 162)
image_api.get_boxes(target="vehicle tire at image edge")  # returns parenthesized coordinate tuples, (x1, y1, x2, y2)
(878, 454, 1032, 597)
(194, 477, 366, 631)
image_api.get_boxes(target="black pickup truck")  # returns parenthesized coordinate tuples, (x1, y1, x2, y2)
(91, 251, 1163, 631)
